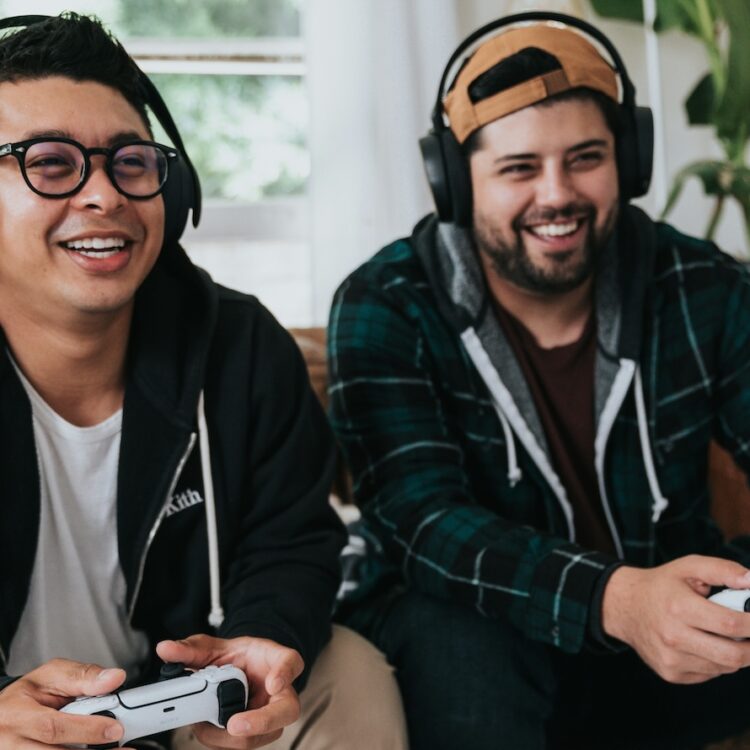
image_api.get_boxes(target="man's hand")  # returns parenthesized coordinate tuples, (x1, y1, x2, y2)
(156, 634, 304, 749)
(0, 659, 126, 747)
(602, 555, 750, 684)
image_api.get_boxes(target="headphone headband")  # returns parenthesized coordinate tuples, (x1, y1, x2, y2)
(420, 11, 654, 225)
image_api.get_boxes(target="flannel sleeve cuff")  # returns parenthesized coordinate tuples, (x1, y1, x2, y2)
(585, 561, 629, 653)
(526, 546, 620, 653)
(0, 674, 19, 692)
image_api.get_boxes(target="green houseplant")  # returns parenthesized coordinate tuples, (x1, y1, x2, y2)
(590, 0, 750, 246)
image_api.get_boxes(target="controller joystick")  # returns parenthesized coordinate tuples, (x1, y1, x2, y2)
(159, 661, 190, 680)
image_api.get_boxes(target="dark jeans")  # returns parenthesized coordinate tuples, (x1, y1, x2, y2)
(341, 589, 750, 750)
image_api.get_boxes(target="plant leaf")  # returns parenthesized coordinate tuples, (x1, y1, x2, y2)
(729, 165, 750, 202)
(685, 73, 715, 125)
(662, 160, 730, 217)
(653, 0, 701, 35)
(721, 166, 750, 254)
(713, 0, 750, 148)
(589, 0, 644, 23)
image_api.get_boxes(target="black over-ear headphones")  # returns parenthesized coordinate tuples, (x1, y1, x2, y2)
(420, 11, 654, 227)
(0, 14, 202, 246)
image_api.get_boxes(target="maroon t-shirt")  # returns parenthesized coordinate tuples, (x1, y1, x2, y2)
(494, 303, 615, 555)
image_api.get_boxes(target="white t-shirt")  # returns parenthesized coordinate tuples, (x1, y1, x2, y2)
(6, 365, 149, 678)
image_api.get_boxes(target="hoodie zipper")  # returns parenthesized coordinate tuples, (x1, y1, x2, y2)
(128, 432, 196, 621)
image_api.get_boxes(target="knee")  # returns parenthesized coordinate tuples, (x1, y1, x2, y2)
(381, 592, 558, 748)
(389, 591, 555, 694)
(295, 624, 408, 750)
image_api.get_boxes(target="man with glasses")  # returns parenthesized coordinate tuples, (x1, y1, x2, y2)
(0, 13, 406, 750)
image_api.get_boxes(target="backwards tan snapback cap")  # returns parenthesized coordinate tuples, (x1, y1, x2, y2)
(443, 24, 619, 144)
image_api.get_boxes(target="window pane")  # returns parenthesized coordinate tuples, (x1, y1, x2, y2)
(150, 73, 308, 202)
(117, 0, 301, 38)
(0, 0, 301, 38)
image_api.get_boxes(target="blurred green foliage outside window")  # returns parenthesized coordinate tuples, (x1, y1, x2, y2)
(0, 0, 308, 204)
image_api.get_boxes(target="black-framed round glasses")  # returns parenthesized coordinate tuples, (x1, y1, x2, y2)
(0, 137, 179, 199)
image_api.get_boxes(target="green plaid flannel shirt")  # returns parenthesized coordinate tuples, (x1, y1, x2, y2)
(328, 211, 750, 654)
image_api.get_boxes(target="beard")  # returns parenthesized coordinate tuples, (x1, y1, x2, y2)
(473, 201, 618, 295)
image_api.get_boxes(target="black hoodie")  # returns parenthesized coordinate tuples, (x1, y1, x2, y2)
(0, 244, 345, 689)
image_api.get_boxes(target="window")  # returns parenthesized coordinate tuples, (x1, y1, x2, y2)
(0, 0, 312, 324)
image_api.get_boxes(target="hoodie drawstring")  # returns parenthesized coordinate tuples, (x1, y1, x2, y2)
(633, 366, 669, 523)
(197, 390, 225, 628)
(493, 404, 523, 487)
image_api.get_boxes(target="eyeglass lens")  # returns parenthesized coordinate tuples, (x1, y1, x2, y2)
(23, 141, 168, 197)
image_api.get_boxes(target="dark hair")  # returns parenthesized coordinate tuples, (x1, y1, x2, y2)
(0, 13, 151, 132)
(460, 46, 620, 157)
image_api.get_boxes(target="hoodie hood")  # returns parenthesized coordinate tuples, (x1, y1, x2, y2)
(413, 204, 657, 426)
(129, 241, 218, 430)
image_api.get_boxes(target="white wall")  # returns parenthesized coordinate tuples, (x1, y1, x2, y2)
(306, 0, 460, 324)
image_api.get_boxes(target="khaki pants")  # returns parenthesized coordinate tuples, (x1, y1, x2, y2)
(172, 625, 408, 749)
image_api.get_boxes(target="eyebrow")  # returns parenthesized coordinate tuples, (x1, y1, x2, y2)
(21, 129, 145, 145)
(493, 138, 611, 164)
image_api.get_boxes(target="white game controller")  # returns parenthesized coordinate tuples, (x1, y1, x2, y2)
(708, 588, 750, 613)
(61, 662, 248, 748)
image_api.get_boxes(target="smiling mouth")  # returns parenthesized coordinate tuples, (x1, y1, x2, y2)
(525, 219, 584, 239)
(62, 237, 129, 258)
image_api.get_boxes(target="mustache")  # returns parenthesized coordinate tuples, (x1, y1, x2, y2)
(513, 203, 596, 231)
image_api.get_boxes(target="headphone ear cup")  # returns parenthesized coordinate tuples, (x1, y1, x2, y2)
(442, 130, 472, 227)
(419, 128, 473, 226)
(632, 105, 653, 199)
(161, 154, 195, 247)
(420, 130, 453, 222)
(617, 105, 653, 200)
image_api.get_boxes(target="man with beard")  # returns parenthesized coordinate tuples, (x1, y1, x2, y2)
(327, 15, 750, 750)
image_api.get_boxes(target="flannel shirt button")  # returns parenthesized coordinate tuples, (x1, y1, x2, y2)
(551, 625, 560, 639)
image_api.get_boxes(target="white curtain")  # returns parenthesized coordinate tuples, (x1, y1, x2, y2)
(306, 0, 460, 324)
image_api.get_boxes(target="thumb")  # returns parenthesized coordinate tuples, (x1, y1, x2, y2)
(156, 633, 222, 669)
(32, 660, 126, 699)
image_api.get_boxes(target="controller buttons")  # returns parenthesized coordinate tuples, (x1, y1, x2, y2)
(159, 661, 190, 680)
(217, 678, 247, 727)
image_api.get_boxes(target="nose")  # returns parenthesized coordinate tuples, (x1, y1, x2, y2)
(535, 161, 576, 209)
(69, 155, 126, 214)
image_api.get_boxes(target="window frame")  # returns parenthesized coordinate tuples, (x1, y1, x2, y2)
(128, 35, 308, 244)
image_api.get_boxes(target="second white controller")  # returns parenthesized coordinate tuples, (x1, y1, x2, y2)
(708, 588, 750, 613)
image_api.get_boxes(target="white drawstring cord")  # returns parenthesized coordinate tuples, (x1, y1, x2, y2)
(198, 390, 225, 628)
(633, 367, 669, 523)
(494, 404, 522, 487)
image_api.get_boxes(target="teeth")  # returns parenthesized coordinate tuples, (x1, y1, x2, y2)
(529, 221, 579, 238)
(65, 237, 126, 250)
(76, 249, 121, 258)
